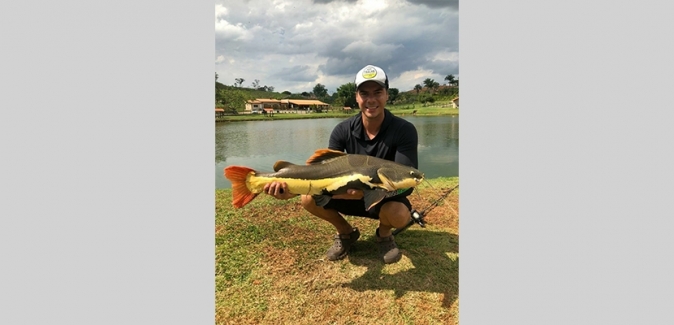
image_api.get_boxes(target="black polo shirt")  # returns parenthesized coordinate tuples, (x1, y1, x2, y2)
(328, 109, 418, 169)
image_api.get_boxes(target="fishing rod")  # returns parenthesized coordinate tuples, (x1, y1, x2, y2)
(393, 184, 459, 235)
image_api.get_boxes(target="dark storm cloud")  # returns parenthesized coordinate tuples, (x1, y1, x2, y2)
(405, 0, 458, 9)
(313, 0, 358, 3)
(270, 65, 318, 82)
(318, 29, 457, 81)
(315, 7, 457, 78)
(314, 0, 456, 7)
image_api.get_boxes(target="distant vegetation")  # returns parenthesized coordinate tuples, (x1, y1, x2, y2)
(215, 72, 458, 112)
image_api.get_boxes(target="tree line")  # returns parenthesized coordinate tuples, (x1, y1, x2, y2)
(215, 72, 458, 110)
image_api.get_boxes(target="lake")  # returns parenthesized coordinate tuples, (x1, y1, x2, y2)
(215, 115, 458, 189)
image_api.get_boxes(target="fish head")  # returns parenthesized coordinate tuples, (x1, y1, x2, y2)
(376, 166, 425, 190)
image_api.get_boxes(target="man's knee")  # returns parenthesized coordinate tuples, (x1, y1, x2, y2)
(379, 201, 411, 227)
(300, 194, 316, 210)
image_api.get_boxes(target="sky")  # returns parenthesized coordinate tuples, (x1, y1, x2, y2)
(215, 0, 458, 95)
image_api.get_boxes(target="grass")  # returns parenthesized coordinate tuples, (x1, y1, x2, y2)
(215, 106, 458, 122)
(215, 177, 459, 325)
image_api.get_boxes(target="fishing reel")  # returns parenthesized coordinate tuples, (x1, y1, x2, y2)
(392, 184, 458, 235)
(392, 209, 426, 235)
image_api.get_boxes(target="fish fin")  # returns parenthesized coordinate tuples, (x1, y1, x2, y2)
(376, 168, 398, 191)
(306, 148, 347, 165)
(224, 166, 258, 208)
(273, 160, 296, 172)
(363, 189, 390, 211)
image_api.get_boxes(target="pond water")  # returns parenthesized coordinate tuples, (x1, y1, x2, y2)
(215, 115, 458, 189)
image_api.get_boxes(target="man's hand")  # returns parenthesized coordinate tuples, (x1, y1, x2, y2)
(332, 189, 364, 200)
(263, 181, 296, 200)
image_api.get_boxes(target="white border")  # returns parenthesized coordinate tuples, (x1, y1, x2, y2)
(1, 0, 214, 323)
(462, 0, 674, 323)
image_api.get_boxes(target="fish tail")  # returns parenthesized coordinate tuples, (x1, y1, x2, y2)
(224, 166, 258, 208)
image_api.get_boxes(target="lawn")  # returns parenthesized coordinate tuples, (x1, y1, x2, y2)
(215, 106, 458, 122)
(215, 177, 459, 325)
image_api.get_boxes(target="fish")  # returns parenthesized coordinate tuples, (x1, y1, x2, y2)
(224, 148, 425, 210)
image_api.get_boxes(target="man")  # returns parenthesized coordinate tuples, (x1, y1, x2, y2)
(264, 64, 419, 264)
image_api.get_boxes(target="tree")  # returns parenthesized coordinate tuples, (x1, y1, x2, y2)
(451, 79, 459, 87)
(301, 91, 310, 97)
(432, 81, 440, 94)
(313, 83, 328, 99)
(444, 74, 455, 85)
(420, 95, 435, 105)
(414, 84, 422, 95)
(217, 88, 250, 111)
(336, 82, 357, 108)
(387, 88, 399, 104)
(251, 79, 260, 89)
(215, 72, 219, 82)
(423, 78, 435, 93)
(234, 78, 244, 87)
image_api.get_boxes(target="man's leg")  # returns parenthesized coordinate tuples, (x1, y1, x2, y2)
(378, 201, 412, 237)
(300, 195, 360, 261)
(300, 195, 354, 234)
(376, 201, 412, 264)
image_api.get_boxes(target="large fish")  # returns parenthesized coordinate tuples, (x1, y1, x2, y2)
(224, 148, 424, 210)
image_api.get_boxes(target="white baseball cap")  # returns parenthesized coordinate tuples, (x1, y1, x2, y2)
(354, 65, 389, 90)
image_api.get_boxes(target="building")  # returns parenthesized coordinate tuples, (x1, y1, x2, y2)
(285, 99, 329, 111)
(451, 97, 459, 109)
(245, 98, 283, 113)
(245, 98, 329, 113)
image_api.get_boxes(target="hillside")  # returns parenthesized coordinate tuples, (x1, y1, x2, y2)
(215, 81, 458, 110)
(216, 82, 286, 99)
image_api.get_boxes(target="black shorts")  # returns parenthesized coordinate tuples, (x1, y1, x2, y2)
(322, 195, 413, 220)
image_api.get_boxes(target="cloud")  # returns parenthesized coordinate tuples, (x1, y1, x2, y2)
(405, 0, 458, 9)
(312, 0, 358, 3)
(214, 4, 228, 18)
(270, 65, 318, 82)
(215, 20, 255, 41)
(215, 0, 458, 93)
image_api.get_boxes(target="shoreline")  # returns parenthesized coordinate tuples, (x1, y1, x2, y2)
(216, 108, 459, 122)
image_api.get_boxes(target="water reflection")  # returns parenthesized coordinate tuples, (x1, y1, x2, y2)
(215, 116, 458, 188)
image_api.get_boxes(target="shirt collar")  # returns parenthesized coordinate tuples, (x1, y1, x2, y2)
(351, 109, 392, 140)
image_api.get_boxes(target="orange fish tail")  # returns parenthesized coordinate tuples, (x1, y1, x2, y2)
(224, 166, 258, 208)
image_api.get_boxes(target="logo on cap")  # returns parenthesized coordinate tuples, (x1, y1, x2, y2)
(362, 67, 377, 79)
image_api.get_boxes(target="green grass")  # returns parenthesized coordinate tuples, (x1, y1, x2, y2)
(388, 106, 458, 116)
(215, 106, 458, 122)
(215, 111, 356, 122)
(215, 177, 459, 325)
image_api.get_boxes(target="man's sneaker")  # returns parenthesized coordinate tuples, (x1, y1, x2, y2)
(326, 228, 360, 261)
(376, 228, 402, 264)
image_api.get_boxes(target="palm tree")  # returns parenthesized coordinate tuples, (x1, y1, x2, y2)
(445, 74, 455, 85)
(423, 78, 435, 92)
(414, 84, 422, 95)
